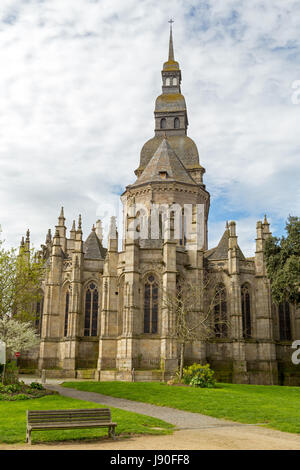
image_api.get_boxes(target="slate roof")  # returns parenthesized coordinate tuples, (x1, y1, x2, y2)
(138, 135, 201, 173)
(132, 138, 196, 187)
(84, 231, 107, 260)
(205, 228, 245, 261)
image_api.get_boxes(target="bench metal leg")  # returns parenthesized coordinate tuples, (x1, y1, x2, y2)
(112, 426, 116, 440)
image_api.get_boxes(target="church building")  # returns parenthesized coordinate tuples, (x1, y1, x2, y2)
(21, 26, 300, 385)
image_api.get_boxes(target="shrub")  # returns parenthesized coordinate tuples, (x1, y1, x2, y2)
(30, 382, 44, 390)
(182, 363, 216, 388)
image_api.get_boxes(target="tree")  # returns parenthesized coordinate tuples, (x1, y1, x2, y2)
(0, 237, 45, 382)
(0, 239, 45, 322)
(162, 272, 229, 381)
(0, 316, 40, 360)
(264, 216, 300, 306)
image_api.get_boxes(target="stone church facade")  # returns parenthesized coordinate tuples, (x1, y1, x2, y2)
(21, 28, 300, 385)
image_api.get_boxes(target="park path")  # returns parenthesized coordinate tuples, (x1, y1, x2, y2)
(30, 384, 300, 450)
(45, 384, 237, 430)
(1, 383, 300, 450)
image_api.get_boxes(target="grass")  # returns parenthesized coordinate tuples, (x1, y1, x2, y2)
(62, 381, 300, 434)
(0, 394, 174, 444)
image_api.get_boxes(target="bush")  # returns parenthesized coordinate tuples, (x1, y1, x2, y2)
(30, 382, 44, 390)
(182, 363, 216, 388)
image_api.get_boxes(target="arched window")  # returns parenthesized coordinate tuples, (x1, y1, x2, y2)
(160, 118, 166, 129)
(174, 117, 180, 129)
(118, 276, 125, 336)
(172, 77, 177, 86)
(214, 284, 227, 338)
(144, 275, 158, 334)
(35, 293, 44, 335)
(279, 301, 291, 341)
(64, 286, 70, 337)
(241, 284, 251, 338)
(166, 77, 171, 86)
(84, 283, 99, 336)
(179, 208, 187, 246)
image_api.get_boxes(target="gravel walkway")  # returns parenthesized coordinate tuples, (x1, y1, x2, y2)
(46, 384, 256, 430)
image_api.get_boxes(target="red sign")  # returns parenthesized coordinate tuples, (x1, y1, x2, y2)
(15, 352, 20, 357)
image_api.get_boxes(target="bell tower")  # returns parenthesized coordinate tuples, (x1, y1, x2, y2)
(154, 21, 188, 138)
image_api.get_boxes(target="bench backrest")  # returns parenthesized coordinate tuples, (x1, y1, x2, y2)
(27, 408, 112, 424)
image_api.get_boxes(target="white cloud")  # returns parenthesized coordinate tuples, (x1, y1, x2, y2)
(0, 0, 299, 255)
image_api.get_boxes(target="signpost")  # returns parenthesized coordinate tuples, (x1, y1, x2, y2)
(0, 341, 6, 384)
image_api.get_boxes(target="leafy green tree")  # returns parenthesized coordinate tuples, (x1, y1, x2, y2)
(0, 239, 45, 322)
(264, 216, 300, 305)
(0, 237, 45, 382)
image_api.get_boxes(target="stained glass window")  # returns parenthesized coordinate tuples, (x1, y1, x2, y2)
(144, 275, 159, 334)
(84, 283, 99, 336)
(241, 284, 251, 338)
(35, 294, 44, 335)
(214, 284, 227, 338)
(64, 287, 70, 337)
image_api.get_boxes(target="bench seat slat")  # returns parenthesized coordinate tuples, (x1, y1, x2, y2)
(29, 422, 117, 430)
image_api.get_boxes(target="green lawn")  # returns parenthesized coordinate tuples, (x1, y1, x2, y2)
(0, 394, 173, 444)
(63, 381, 300, 434)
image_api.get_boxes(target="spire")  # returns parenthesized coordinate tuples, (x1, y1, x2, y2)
(77, 214, 82, 232)
(168, 19, 174, 61)
(163, 20, 179, 71)
(45, 228, 52, 244)
(95, 219, 103, 242)
(58, 206, 65, 226)
(25, 229, 30, 250)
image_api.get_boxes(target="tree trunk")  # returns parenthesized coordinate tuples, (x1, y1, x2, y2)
(179, 343, 185, 381)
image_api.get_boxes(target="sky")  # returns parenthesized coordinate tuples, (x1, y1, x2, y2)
(0, 0, 299, 257)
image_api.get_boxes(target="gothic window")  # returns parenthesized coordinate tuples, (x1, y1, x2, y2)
(279, 301, 291, 341)
(174, 117, 180, 129)
(160, 118, 166, 129)
(84, 283, 99, 336)
(241, 284, 251, 338)
(35, 293, 44, 335)
(64, 287, 70, 337)
(179, 208, 187, 246)
(172, 77, 177, 86)
(214, 284, 227, 338)
(166, 77, 171, 86)
(144, 275, 159, 334)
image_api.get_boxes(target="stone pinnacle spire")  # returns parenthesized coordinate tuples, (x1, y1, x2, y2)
(58, 206, 65, 226)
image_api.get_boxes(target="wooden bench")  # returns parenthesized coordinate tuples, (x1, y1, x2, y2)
(26, 408, 117, 445)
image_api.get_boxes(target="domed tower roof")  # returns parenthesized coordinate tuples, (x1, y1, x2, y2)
(135, 22, 205, 182)
(131, 137, 197, 188)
